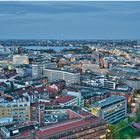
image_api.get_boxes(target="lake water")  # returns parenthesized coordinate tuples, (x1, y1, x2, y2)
(22, 46, 80, 51)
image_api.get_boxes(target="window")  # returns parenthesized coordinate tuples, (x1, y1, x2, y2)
(7, 104, 11, 107)
(13, 104, 18, 107)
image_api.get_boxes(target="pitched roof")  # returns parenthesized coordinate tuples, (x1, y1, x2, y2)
(54, 96, 75, 104)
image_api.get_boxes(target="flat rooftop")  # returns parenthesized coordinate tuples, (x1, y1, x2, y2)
(44, 106, 93, 118)
(36, 116, 101, 138)
(44, 68, 80, 74)
(92, 95, 125, 108)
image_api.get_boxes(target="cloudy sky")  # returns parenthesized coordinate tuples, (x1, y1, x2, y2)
(0, 1, 140, 40)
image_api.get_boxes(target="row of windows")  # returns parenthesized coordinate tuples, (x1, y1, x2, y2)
(109, 114, 125, 124)
(104, 110, 125, 121)
(14, 117, 29, 121)
(8, 108, 28, 111)
(50, 127, 106, 139)
(104, 107, 125, 118)
(101, 100, 125, 109)
(6, 104, 28, 107)
(45, 71, 80, 83)
(104, 105, 125, 116)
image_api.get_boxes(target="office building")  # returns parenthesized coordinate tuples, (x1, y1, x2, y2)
(67, 90, 84, 106)
(16, 67, 26, 76)
(32, 64, 43, 79)
(103, 80, 116, 89)
(82, 63, 100, 73)
(125, 78, 140, 90)
(13, 55, 29, 65)
(43, 68, 80, 85)
(91, 95, 127, 124)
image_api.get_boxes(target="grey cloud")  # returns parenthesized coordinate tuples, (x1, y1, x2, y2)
(0, 1, 106, 16)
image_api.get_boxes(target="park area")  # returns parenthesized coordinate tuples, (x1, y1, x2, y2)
(112, 125, 139, 139)
(108, 117, 140, 139)
(119, 126, 138, 139)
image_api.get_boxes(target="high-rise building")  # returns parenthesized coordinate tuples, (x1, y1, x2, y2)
(32, 64, 43, 79)
(91, 95, 127, 124)
(43, 68, 80, 85)
(13, 55, 29, 65)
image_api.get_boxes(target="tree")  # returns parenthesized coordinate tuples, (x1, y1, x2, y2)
(122, 134, 131, 139)
(113, 130, 120, 139)
(128, 116, 137, 123)
(119, 119, 128, 129)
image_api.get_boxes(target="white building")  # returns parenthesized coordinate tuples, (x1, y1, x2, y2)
(13, 55, 29, 65)
(126, 78, 140, 90)
(0, 45, 5, 54)
(43, 68, 80, 85)
(103, 80, 116, 89)
(67, 90, 83, 106)
(82, 63, 100, 73)
(32, 64, 43, 79)
(0, 45, 11, 54)
(16, 67, 26, 76)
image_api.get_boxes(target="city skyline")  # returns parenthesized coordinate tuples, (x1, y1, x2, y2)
(0, 1, 140, 139)
(0, 1, 140, 40)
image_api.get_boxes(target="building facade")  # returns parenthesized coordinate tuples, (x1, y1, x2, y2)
(103, 80, 116, 90)
(91, 95, 127, 124)
(35, 106, 107, 139)
(0, 101, 30, 123)
(125, 78, 140, 90)
(32, 64, 43, 79)
(13, 55, 29, 65)
(43, 68, 80, 85)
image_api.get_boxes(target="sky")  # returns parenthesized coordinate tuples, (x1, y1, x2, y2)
(0, 1, 140, 40)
